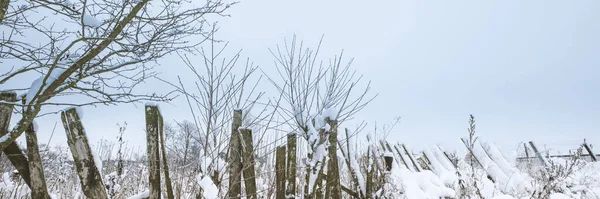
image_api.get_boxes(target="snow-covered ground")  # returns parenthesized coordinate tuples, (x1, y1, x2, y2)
(1, 138, 599, 199)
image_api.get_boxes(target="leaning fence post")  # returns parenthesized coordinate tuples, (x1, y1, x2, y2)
(402, 144, 421, 172)
(23, 95, 51, 199)
(158, 112, 174, 199)
(61, 108, 108, 199)
(528, 141, 547, 167)
(145, 105, 161, 199)
(583, 142, 597, 162)
(240, 128, 257, 199)
(228, 110, 243, 199)
(0, 92, 32, 188)
(275, 146, 286, 199)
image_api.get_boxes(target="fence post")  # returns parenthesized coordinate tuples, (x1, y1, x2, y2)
(23, 95, 51, 199)
(583, 142, 597, 162)
(145, 105, 161, 199)
(158, 112, 174, 199)
(325, 118, 341, 199)
(286, 133, 297, 197)
(240, 128, 257, 199)
(528, 141, 546, 167)
(391, 144, 410, 170)
(0, 92, 32, 188)
(383, 153, 393, 171)
(402, 144, 421, 172)
(275, 146, 286, 199)
(61, 108, 108, 199)
(228, 110, 243, 199)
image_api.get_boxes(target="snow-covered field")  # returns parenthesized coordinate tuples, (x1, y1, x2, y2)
(1, 137, 598, 199)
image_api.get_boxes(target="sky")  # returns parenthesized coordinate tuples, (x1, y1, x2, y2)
(3, 0, 600, 157)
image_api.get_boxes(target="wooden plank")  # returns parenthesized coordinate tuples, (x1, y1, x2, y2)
(402, 144, 421, 172)
(61, 108, 108, 199)
(324, 119, 341, 199)
(528, 141, 547, 167)
(158, 112, 174, 199)
(286, 133, 297, 197)
(145, 105, 161, 199)
(240, 128, 257, 199)
(228, 110, 243, 199)
(0, 92, 31, 187)
(25, 118, 51, 199)
(583, 143, 597, 162)
(275, 146, 286, 199)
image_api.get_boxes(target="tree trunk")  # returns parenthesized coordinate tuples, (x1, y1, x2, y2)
(286, 133, 297, 197)
(0, 92, 32, 188)
(228, 110, 243, 199)
(145, 105, 161, 199)
(240, 128, 257, 199)
(61, 108, 108, 199)
(275, 146, 286, 199)
(325, 119, 341, 199)
(25, 120, 51, 199)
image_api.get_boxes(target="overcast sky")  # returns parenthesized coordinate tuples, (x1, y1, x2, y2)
(5, 0, 600, 156)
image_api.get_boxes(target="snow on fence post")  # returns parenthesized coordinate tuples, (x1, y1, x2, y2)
(528, 141, 547, 167)
(391, 143, 411, 170)
(228, 109, 243, 199)
(583, 142, 597, 162)
(275, 146, 286, 199)
(286, 132, 297, 197)
(0, 92, 32, 188)
(240, 128, 257, 199)
(144, 105, 161, 199)
(324, 118, 342, 199)
(383, 152, 393, 171)
(61, 108, 108, 199)
(157, 112, 174, 199)
(23, 95, 51, 199)
(402, 144, 422, 172)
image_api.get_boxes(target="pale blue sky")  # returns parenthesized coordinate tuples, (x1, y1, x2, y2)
(5, 0, 600, 155)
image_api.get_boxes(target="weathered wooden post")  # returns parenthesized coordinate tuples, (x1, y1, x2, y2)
(24, 97, 51, 199)
(145, 105, 161, 199)
(275, 146, 286, 199)
(0, 92, 32, 187)
(402, 144, 421, 172)
(228, 110, 243, 199)
(61, 108, 108, 199)
(528, 141, 547, 167)
(158, 113, 174, 199)
(25, 123, 51, 199)
(383, 152, 394, 172)
(392, 144, 411, 170)
(365, 145, 373, 198)
(583, 142, 597, 162)
(240, 128, 257, 199)
(286, 133, 297, 197)
(325, 118, 341, 199)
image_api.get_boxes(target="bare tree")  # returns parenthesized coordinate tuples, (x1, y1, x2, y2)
(164, 120, 202, 166)
(0, 0, 234, 150)
(265, 35, 376, 197)
(159, 38, 274, 197)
